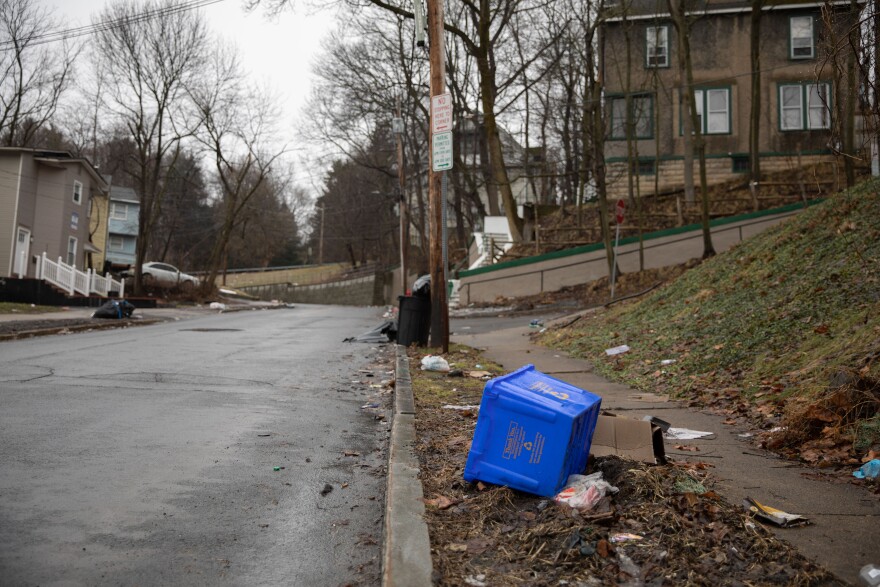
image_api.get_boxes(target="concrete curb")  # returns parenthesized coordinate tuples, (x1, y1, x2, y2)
(0, 319, 162, 342)
(382, 346, 433, 587)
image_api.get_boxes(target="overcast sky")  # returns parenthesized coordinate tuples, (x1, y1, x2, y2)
(42, 0, 338, 189)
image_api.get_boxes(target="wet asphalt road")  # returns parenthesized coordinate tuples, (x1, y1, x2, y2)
(0, 305, 391, 586)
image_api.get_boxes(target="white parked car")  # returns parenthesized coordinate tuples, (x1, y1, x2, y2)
(122, 262, 199, 291)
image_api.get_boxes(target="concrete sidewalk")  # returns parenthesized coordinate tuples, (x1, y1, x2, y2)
(455, 318, 879, 586)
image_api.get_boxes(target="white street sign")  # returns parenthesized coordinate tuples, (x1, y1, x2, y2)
(431, 93, 453, 134)
(432, 131, 453, 172)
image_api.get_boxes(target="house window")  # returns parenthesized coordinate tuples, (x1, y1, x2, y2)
(631, 159, 656, 176)
(110, 202, 128, 220)
(67, 236, 78, 266)
(682, 88, 731, 135)
(779, 82, 831, 130)
(609, 94, 654, 140)
(109, 236, 124, 251)
(646, 25, 669, 68)
(732, 156, 750, 173)
(73, 181, 83, 205)
(790, 16, 815, 59)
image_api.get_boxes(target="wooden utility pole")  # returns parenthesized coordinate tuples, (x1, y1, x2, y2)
(427, 0, 449, 352)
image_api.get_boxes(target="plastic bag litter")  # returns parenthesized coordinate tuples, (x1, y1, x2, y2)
(665, 427, 714, 440)
(605, 344, 630, 356)
(853, 459, 880, 480)
(92, 299, 135, 319)
(554, 472, 618, 510)
(209, 302, 227, 311)
(412, 274, 431, 297)
(421, 355, 450, 372)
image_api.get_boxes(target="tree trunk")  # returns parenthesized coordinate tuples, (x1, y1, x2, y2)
(749, 0, 762, 209)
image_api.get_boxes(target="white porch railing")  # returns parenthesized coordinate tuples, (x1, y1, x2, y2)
(37, 253, 125, 298)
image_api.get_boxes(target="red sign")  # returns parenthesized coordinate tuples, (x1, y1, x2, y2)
(431, 93, 453, 134)
(615, 199, 626, 224)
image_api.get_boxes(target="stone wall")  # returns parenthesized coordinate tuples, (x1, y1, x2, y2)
(606, 153, 835, 199)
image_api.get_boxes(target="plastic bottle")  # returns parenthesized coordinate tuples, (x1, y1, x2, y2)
(860, 564, 880, 587)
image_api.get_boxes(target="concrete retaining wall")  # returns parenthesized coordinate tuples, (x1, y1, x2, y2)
(457, 204, 813, 305)
(241, 271, 395, 307)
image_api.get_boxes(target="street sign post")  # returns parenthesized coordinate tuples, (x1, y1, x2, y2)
(432, 131, 453, 172)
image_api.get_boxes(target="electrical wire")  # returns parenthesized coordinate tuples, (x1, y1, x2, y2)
(0, 0, 229, 51)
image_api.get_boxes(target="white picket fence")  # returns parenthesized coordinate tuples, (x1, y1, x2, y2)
(37, 253, 125, 298)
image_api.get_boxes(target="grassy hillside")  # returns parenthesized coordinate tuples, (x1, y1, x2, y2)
(538, 179, 880, 465)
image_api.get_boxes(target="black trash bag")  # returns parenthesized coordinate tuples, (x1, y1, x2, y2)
(412, 274, 431, 297)
(343, 320, 397, 343)
(92, 299, 136, 319)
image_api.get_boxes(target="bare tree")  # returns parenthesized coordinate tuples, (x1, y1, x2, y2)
(94, 0, 208, 293)
(189, 41, 290, 291)
(0, 0, 78, 146)
(667, 0, 715, 258)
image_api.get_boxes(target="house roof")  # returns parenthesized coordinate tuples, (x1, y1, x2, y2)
(602, 0, 863, 22)
(109, 185, 140, 204)
(0, 147, 108, 190)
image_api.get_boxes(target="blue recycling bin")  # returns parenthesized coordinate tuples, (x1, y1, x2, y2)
(463, 365, 602, 497)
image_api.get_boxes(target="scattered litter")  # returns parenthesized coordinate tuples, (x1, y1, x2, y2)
(529, 319, 544, 328)
(642, 415, 671, 431)
(674, 475, 707, 494)
(320, 483, 333, 496)
(343, 451, 361, 457)
(92, 299, 136, 319)
(860, 564, 880, 587)
(592, 412, 667, 464)
(554, 472, 619, 510)
(343, 320, 397, 343)
(738, 432, 756, 438)
(421, 355, 451, 372)
(464, 575, 487, 587)
(660, 359, 676, 365)
(605, 344, 630, 356)
(610, 533, 644, 543)
(209, 302, 227, 311)
(361, 403, 380, 409)
(665, 428, 714, 440)
(467, 370, 492, 379)
(272, 466, 285, 471)
(442, 405, 480, 412)
(853, 459, 880, 480)
(744, 497, 809, 527)
(257, 433, 271, 437)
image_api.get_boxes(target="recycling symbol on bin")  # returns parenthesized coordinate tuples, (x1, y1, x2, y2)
(524, 442, 533, 451)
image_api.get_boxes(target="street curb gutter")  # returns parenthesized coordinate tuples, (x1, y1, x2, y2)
(382, 345, 433, 586)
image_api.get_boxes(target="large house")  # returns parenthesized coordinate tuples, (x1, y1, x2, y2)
(600, 0, 867, 197)
(0, 148, 108, 279)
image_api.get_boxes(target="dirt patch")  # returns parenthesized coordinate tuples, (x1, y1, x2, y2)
(409, 346, 840, 586)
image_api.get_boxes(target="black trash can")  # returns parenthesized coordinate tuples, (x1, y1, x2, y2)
(398, 295, 431, 347)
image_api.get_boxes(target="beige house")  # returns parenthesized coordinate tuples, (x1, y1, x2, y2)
(600, 0, 867, 197)
(0, 148, 109, 278)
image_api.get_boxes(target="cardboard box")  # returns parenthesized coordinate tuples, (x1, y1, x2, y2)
(590, 412, 666, 464)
